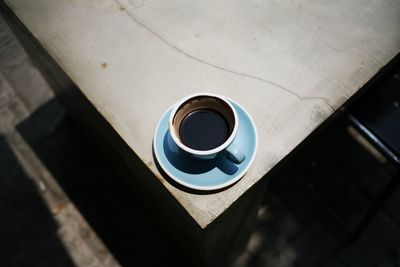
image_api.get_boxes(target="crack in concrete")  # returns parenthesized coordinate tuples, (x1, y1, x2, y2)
(114, 0, 334, 111)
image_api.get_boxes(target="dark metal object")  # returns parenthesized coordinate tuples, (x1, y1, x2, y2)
(346, 61, 400, 239)
(323, 56, 400, 265)
(348, 114, 400, 166)
(349, 72, 400, 165)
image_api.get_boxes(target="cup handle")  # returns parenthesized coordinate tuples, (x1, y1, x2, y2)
(226, 143, 246, 164)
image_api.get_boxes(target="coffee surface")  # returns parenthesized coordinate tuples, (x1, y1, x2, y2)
(179, 109, 229, 151)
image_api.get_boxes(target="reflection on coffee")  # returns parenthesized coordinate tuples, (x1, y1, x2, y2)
(179, 109, 229, 151)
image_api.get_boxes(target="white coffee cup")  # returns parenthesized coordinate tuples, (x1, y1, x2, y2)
(168, 93, 245, 164)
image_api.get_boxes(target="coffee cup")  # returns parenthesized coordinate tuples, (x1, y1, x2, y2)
(168, 93, 245, 164)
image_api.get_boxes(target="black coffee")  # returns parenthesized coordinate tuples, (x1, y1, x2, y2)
(179, 109, 229, 151)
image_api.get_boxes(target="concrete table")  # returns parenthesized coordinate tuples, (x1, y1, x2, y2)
(2, 0, 399, 265)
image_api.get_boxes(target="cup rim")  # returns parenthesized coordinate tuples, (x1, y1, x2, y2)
(168, 92, 239, 156)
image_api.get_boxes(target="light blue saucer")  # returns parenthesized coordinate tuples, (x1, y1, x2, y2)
(153, 98, 257, 191)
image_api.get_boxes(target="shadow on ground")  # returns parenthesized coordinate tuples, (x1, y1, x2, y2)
(16, 100, 190, 267)
(0, 135, 76, 267)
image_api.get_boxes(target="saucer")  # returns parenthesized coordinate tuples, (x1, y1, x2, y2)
(153, 98, 257, 191)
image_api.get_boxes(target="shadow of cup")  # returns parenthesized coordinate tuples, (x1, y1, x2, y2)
(163, 131, 239, 175)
